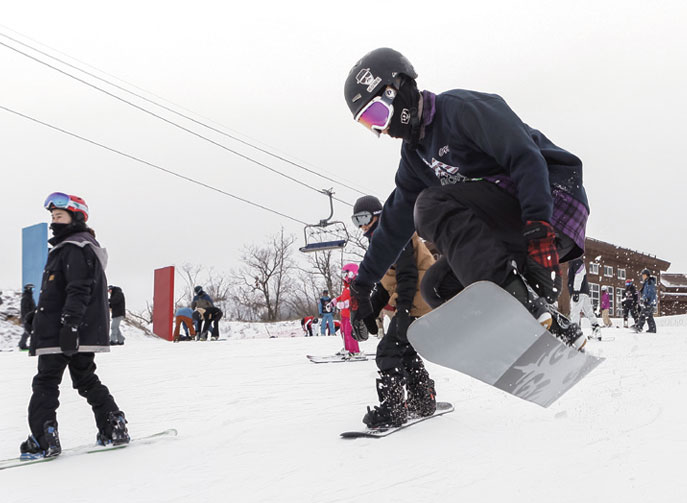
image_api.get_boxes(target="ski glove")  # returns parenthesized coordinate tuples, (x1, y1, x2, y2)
(522, 220, 561, 303)
(350, 280, 374, 341)
(59, 324, 79, 356)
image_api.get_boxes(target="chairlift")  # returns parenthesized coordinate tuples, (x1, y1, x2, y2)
(299, 189, 349, 254)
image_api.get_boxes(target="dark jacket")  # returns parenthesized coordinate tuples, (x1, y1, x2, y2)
(31, 230, 110, 356)
(192, 291, 214, 310)
(640, 276, 657, 306)
(109, 286, 126, 318)
(318, 296, 333, 315)
(567, 259, 590, 296)
(21, 290, 36, 321)
(623, 284, 639, 307)
(357, 89, 588, 287)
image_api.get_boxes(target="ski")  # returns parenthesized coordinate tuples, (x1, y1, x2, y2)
(0, 429, 177, 471)
(340, 402, 454, 438)
(307, 353, 375, 364)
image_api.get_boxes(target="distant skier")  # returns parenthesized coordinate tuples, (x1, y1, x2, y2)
(192, 286, 214, 337)
(635, 269, 657, 333)
(343, 48, 589, 357)
(318, 289, 335, 336)
(300, 315, 318, 337)
(333, 264, 362, 357)
(567, 258, 601, 339)
(350, 195, 437, 428)
(622, 279, 640, 328)
(108, 285, 126, 345)
(18, 283, 36, 350)
(600, 286, 613, 328)
(20, 192, 129, 460)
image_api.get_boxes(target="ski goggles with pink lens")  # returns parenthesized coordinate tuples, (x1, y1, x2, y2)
(354, 87, 396, 136)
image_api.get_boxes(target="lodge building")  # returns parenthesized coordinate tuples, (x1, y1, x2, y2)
(558, 238, 672, 317)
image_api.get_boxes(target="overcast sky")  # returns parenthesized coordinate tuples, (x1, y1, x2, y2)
(1, 0, 685, 310)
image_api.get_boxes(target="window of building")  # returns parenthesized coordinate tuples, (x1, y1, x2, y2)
(616, 288, 624, 316)
(590, 283, 600, 310)
(604, 265, 613, 277)
(589, 263, 600, 275)
(618, 268, 626, 280)
(606, 287, 614, 314)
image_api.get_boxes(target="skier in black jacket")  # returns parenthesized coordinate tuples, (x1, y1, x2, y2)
(344, 48, 589, 350)
(19, 192, 129, 460)
(18, 283, 36, 350)
(108, 285, 126, 345)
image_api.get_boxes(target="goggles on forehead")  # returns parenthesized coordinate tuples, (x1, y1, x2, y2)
(351, 210, 381, 228)
(44, 192, 89, 221)
(354, 87, 396, 136)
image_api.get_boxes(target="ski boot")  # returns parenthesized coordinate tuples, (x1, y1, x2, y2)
(96, 411, 130, 446)
(20, 420, 61, 460)
(335, 347, 349, 357)
(362, 373, 408, 429)
(406, 362, 436, 418)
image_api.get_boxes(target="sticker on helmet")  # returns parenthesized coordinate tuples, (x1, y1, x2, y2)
(355, 68, 381, 93)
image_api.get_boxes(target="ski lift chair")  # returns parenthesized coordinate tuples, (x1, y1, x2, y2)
(299, 190, 349, 253)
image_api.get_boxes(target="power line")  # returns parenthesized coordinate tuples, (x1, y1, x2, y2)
(0, 38, 354, 207)
(0, 104, 309, 226)
(0, 26, 372, 198)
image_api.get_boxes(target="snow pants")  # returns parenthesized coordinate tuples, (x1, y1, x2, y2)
(570, 293, 599, 327)
(28, 353, 119, 447)
(340, 317, 360, 353)
(622, 303, 639, 324)
(110, 316, 125, 344)
(376, 314, 425, 378)
(601, 309, 613, 327)
(174, 315, 196, 340)
(637, 304, 657, 333)
(320, 313, 335, 336)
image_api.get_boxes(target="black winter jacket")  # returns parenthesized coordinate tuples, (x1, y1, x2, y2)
(31, 230, 110, 356)
(109, 286, 126, 318)
(357, 89, 587, 287)
(21, 290, 36, 321)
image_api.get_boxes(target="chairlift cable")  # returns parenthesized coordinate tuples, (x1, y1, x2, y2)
(0, 104, 309, 226)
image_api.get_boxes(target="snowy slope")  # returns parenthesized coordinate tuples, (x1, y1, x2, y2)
(1, 308, 686, 503)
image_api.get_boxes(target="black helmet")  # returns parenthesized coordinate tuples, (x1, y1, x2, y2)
(641, 268, 651, 277)
(194, 286, 203, 294)
(24, 283, 34, 291)
(353, 195, 383, 215)
(344, 48, 417, 118)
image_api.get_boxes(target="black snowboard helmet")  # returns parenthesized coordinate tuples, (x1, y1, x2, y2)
(353, 195, 383, 215)
(641, 268, 651, 277)
(344, 47, 418, 119)
(194, 286, 203, 294)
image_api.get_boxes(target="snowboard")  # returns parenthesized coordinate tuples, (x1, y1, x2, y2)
(340, 402, 454, 438)
(307, 353, 375, 364)
(0, 429, 178, 471)
(407, 281, 604, 408)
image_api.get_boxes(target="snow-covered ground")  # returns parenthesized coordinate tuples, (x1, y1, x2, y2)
(1, 296, 686, 503)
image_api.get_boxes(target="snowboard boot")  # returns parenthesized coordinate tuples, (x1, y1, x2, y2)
(96, 411, 130, 446)
(362, 374, 408, 429)
(591, 324, 602, 341)
(503, 274, 553, 329)
(406, 363, 436, 418)
(20, 421, 61, 460)
(504, 273, 586, 350)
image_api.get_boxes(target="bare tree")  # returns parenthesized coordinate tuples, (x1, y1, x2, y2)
(232, 229, 297, 321)
(345, 227, 368, 262)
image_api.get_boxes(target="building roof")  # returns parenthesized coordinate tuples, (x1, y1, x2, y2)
(661, 273, 687, 288)
(585, 237, 671, 271)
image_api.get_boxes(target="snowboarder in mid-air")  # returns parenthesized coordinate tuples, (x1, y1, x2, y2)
(20, 192, 129, 460)
(350, 195, 437, 428)
(344, 48, 590, 374)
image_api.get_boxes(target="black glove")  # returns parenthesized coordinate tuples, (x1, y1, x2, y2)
(572, 293, 579, 302)
(394, 308, 412, 338)
(59, 324, 79, 356)
(350, 280, 373, 341)
(363, 316, 378, 336)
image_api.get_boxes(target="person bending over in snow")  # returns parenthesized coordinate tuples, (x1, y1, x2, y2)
(300, 315, 318, 337)
(343, 48, 590, 372)
(20, 193, 129, 460)
(351, 195, 437, 428)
